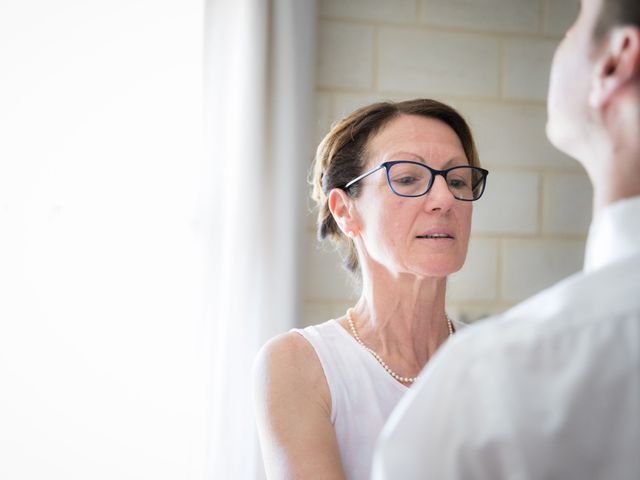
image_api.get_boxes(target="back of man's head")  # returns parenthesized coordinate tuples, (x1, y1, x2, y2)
(546, 0, 640, 213)
(595, 0, 640, 39)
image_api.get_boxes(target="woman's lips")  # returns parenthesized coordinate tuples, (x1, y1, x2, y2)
(415, 229, 455, 239)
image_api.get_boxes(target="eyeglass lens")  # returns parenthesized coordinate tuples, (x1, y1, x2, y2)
(387, 163, 485, 200)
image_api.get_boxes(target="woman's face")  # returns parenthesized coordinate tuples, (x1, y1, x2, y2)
(352, 114, 473, 278)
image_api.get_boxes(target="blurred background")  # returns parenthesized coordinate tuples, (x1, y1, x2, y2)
(305, 0, 588, 326)
(0, 0, 586, 479)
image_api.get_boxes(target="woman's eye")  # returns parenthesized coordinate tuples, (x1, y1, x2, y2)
(448, 178, 469, 189)
(394, 176, 418, 185)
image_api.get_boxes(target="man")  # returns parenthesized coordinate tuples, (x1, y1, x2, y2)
(373, 0, 640, 478)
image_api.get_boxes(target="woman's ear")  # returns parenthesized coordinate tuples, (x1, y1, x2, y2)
(590, 26, 640, 109)
(328, 188, 360, 238)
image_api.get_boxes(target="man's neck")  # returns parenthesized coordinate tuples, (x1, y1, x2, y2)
(591, 154, 640, 215)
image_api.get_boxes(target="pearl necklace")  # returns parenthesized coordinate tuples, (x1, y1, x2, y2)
(346, 308, 454, 384)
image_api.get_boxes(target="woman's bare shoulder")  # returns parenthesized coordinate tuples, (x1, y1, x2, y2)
(253, 330, 343, 478)
(253, 330, 330, 412)
(254, 331, 318, 377)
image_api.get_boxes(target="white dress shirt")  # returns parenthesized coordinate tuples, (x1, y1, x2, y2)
(373, 196, 640, 480)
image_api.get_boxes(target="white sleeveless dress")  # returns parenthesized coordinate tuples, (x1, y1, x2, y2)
(293, 317, 465, 480)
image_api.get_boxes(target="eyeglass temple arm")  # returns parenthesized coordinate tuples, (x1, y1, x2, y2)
(344, 164, 385, 189)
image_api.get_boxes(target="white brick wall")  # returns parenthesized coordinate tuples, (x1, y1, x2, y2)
(420, 0, 541, 33)
(543, 172, 593, 234)
(545, 0, 581, 36)
(460, 102, 578, 170)
(503, 38, 557, 101)
(472, 170, 540, 235)
(315, 92, 333, 145)
(378, 28, 500, 96)
(501, 239, 584, 302)
(302, 231, 357, 302)
(302, 0, 590, 326)
(317, 21, 374, 89)
(448, 238, 499, 301)
(321, 0, 418, 23)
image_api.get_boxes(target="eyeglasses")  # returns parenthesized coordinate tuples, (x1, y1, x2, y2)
(344, 161, 489, 201)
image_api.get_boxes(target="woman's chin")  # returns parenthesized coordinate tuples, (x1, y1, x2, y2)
(408, 262, 463, 279)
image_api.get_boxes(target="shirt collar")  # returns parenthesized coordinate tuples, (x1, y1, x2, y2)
(584, 195, 640, 273)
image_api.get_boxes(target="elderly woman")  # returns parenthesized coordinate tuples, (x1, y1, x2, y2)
(253, 99, 488, 479)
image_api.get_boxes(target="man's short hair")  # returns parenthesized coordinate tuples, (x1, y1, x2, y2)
(595, 0, 640, 39)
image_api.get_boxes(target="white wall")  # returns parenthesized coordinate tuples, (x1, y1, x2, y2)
(0, 2, 209, 479)
(302, 0, 589, 325)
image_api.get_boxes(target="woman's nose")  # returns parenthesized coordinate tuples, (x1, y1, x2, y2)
(424, 175, 455, 211)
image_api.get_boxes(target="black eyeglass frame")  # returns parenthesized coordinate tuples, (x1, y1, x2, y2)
(343, 160, 489, 201)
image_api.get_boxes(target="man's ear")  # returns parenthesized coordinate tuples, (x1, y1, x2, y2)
(590, 26, 640, 109)
(328, 188, 360, 238)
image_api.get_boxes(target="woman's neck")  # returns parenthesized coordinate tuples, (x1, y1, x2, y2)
(350, 267, 451, 371)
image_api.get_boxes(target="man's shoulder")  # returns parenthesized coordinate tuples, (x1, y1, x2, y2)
(379, 256, 640, 480)
(441, 253, 640, 369)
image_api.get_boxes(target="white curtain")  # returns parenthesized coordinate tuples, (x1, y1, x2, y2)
(0, 1, 209, 479)
(204, 1, 316, 478)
